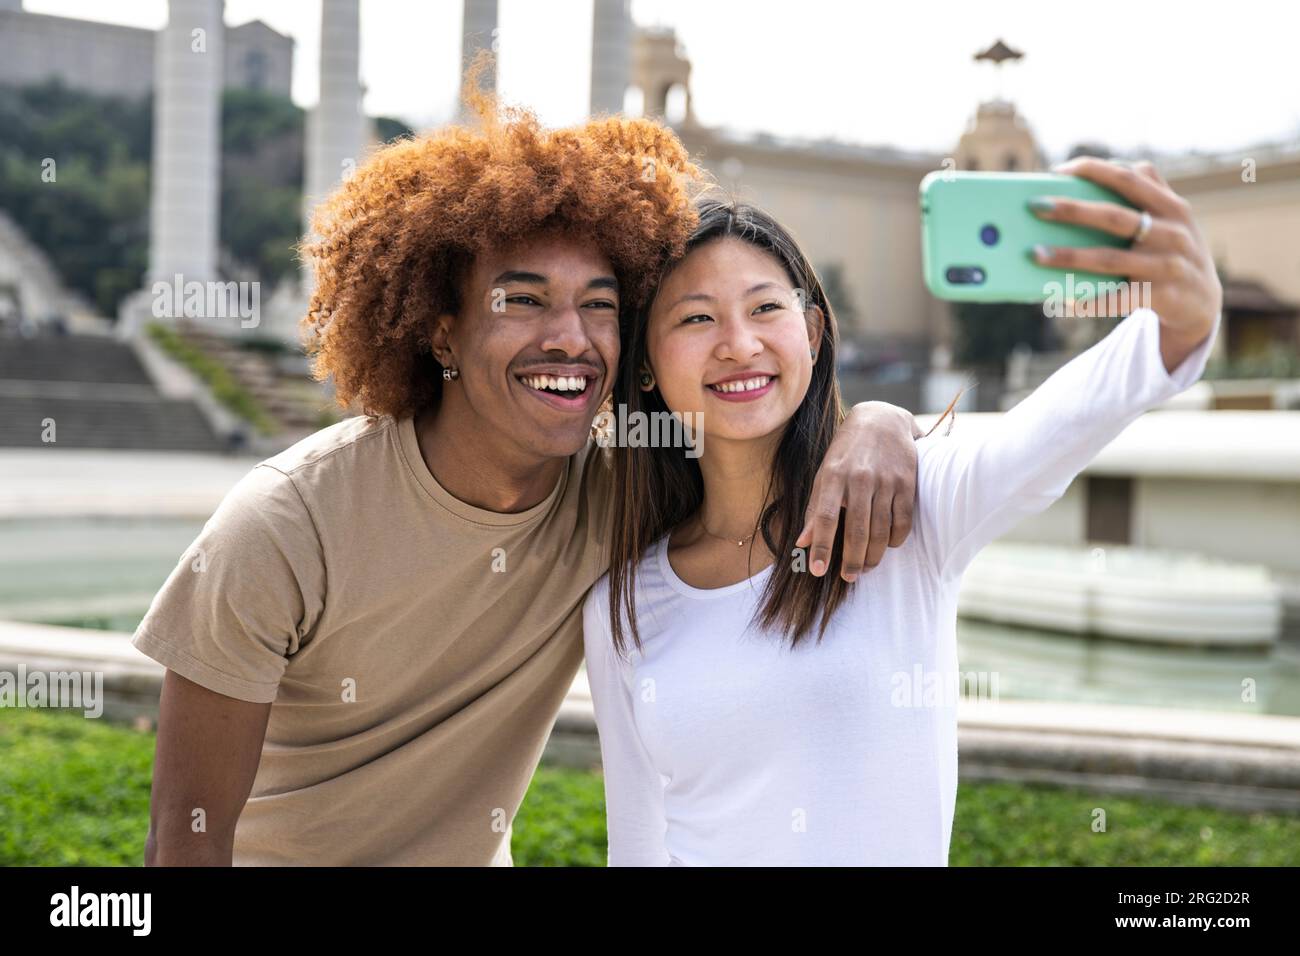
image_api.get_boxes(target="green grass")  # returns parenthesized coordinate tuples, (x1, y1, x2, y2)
(1, 708, 1296, 866)
(513, 766, 609, 866)
(950, 779, 1299, 866)
(0, 709, 155, 866)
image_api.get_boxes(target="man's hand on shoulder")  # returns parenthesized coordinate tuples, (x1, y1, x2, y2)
(797, 400, 920, 582)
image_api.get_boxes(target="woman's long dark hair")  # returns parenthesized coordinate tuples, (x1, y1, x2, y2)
(607, 198, 855, 657)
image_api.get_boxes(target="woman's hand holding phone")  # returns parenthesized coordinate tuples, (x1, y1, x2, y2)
(1029, 157, 1222, 371)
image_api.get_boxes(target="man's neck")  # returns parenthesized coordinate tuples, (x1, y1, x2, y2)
(414, 402, 566, 514)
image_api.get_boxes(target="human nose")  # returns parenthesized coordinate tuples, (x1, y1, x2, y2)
(539, 304, 594, 356)
(714, 313, 764, 361)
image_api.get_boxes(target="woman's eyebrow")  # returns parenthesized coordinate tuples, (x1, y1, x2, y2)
(666, 281, 783, 311)
(666, 291, 714, 310)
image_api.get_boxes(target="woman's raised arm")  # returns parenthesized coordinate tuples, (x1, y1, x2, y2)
(916, 304, 1219, 580)
(915, 157, 1223, 581)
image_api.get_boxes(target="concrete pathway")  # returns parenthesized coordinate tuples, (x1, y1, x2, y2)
(0, 448, 259, 518)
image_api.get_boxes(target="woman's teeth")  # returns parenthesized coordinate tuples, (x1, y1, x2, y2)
(709, 375, 772, 394)
(521, 374, 589, 393)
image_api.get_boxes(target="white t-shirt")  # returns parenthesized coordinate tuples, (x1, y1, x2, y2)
(582, 305, 1220, 866)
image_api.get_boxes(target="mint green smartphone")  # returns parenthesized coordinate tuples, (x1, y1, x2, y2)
(919, 170, 1138, 303)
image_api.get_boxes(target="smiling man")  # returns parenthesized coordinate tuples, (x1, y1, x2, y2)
(130, 82, 922, 866)
(419, 237, 624, 507)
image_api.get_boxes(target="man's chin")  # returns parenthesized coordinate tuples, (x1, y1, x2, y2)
(524, 428, 596, 461)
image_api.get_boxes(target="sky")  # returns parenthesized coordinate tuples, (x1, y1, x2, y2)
(20, 0, 1300, 160)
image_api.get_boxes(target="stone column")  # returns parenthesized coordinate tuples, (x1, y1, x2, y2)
(148, 0, 224, 285)
(589, 0, 631, 116)
(302, 0, 365, 293)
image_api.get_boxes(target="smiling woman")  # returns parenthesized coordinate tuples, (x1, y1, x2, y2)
(581, 188, 1222, 867)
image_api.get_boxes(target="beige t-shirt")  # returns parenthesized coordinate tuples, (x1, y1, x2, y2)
(131, 412, 614, 865)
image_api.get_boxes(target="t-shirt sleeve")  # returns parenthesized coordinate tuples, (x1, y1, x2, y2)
(915, 305, 1221, 581)
(130, 463, 327, 703)
(582, 580, 671, 867)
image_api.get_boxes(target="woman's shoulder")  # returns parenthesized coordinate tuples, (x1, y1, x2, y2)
(582, 534, 672, 647)
(584, 569, 613, 616)
(914, 420, 975, 486)
(589, 532, 668, 590)
(886, 430, 965, 584)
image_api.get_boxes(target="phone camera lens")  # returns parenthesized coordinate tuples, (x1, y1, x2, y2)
(979, 224, 1000, 246)
(945, 266, 985, 286)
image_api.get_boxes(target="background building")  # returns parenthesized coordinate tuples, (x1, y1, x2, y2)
(630, 28, 1299, 410)
(0, 0, 293, 99)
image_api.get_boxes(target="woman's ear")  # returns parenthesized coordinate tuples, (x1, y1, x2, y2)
(806, 303, 826, 358)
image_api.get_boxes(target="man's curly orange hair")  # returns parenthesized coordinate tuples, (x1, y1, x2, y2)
(299, 60, 703, 420)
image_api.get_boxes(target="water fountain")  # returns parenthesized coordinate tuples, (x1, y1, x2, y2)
(959, 541, 1282, 647)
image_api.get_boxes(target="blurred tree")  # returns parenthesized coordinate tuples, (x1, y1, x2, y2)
(0, 79, 414, 318)
(950, 300, 1065, 385)
(375, 116, 415, 143)
(220, 88, 304, 285)
(0, 81, 151, 316)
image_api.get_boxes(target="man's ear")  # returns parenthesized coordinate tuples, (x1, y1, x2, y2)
(429, 312, 456, 365)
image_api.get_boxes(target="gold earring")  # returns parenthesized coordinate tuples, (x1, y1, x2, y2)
(591, 394, 615, 445)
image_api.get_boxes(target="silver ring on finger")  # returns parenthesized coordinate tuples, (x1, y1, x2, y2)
(1130, 209, 1153, 243)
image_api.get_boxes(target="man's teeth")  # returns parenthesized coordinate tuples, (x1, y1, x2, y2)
(710, 375, 772, 393)
(521, 374, 589, 393)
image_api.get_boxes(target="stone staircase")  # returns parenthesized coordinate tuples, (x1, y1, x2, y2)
(171, 323, 337, 439)
(0, 330, 151, 385)
(0, 332, 224, 452)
